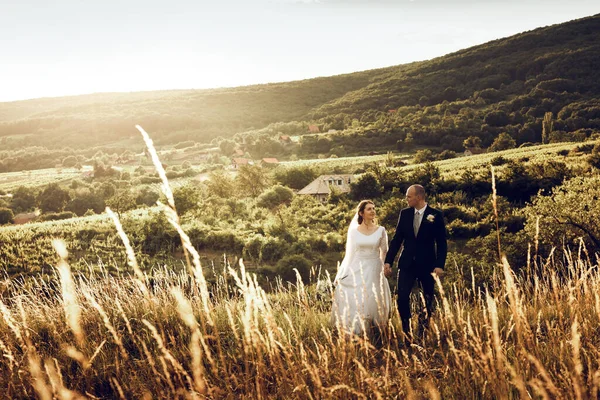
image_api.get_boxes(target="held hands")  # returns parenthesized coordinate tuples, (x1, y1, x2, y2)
(383, 263, 393, 278)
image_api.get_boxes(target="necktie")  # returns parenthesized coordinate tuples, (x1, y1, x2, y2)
(413, 211, 421, 237)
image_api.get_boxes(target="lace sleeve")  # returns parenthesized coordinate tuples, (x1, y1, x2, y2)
(379, 227, 388, 263)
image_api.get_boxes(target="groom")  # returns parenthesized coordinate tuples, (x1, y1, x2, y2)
(384, 184, 447, 342)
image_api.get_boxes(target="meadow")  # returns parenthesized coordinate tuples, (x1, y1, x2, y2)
(0, 167, 81, 192)
(1, 127, 600, 399)
(0, 228, 598, 399)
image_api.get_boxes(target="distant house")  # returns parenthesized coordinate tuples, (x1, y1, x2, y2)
(464, 147, 485, 156)
(234, 149, 245, 157)
(298, 174, 355, 203)
(388, 109, 397, 113)
(308, 125, 320, 134)
(232, 158, 251, 169)
(278, 135, 293, 146)
(14, 210, 40, 225)
(260, 158, 279, 167)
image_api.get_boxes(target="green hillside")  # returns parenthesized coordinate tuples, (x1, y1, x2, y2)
(1, 14, 599, 165)
(302, 14, 600, 154)
(0, 71, 390, 150)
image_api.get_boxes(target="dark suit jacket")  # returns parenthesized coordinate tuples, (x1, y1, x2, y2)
(384, 205, 447, 272)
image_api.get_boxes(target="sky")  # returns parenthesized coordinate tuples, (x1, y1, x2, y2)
(1, 0, 598, 102)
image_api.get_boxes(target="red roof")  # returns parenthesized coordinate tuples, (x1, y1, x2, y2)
(232, 158, 250, 165)
(261, 158, 279, 164)
(308, 125, 320, 133)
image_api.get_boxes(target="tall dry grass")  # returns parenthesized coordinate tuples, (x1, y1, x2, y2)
(1, 245, 599, 398)
(0, 126, 599, 398)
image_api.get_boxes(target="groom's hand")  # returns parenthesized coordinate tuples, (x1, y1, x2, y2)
(384, 263, 393, 278)
(433, 267, 444, 278)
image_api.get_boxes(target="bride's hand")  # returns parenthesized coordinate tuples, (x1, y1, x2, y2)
(384, 263, 393, 278)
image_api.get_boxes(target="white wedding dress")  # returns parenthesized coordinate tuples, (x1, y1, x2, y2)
(331, 225, 391, 335)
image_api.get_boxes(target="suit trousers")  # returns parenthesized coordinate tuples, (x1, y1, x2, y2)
(396, 266, 435, 334)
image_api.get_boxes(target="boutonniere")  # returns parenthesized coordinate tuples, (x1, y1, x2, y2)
(426, 214, 435, 223)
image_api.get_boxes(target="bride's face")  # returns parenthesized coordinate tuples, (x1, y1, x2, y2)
(361, 203, 376, 222)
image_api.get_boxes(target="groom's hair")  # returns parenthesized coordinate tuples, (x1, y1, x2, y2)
(411, 184, 426, 199)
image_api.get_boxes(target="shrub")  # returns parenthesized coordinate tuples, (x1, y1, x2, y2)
(39, 211, 77, 221)
(260, 238, 287, 264)
(587, 153, 600, 169)
(490, 155, 508, 166)
(437, 150, 457, 160)
(0, 208, 14, 225)
(447, 220, 491, 240)
(243, 235, 264, 262)
(140, 176, 162, 184)
(276, 255, 312, 284)
(413, 149, 436, 163)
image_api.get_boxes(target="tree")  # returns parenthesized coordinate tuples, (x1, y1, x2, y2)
(219, 139, 236, 156)
(489, 132, 516, 152)
(484, 110, 509, 127)
(99, 182, 117, 199)
(410, 162, 441, 193)
(173, 185, 201, 216)
(463, 136, 482, 150)
(0, 208, 14, 225)
(206, 170, 236, 198)
(10, 186, 36, 213)
(414, 149, 436, 164)
(65, 192, 105, 216)
(315, 137, 332, 153)
(105, 189, 136, 218)
(257, 185, 294, 228)
(38, 183, 71, 213)
(257, 185, 294, 210)
(62, 155, 78, 168)
(350, 172, 382, 201)
(273, 167, 317, 190)
(542, 112, 554, 144)
(525, 175, 600, 251)
(404, 133, 415, 150)
(136, 187, 160, 207)
(236, 165, 270, 197)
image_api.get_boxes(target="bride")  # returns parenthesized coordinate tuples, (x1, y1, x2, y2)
(331, 200, 392, 338)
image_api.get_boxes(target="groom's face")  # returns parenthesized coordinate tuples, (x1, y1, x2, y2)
(405, 188, 420, 208)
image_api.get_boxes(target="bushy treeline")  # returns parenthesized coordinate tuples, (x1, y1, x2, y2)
(5, 140, 600, 290)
